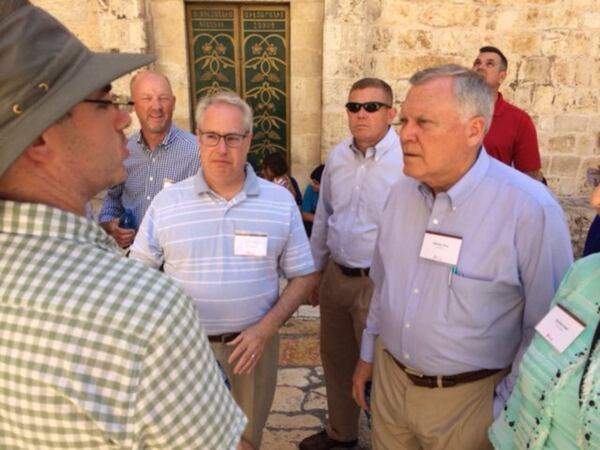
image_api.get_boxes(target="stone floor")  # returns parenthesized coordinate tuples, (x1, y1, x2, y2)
(262, 308, 371, 450)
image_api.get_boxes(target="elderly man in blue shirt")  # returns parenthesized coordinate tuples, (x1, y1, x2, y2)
(352, 65, 573, 450)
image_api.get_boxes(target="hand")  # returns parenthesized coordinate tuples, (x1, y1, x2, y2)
(227, 323, 274, 375)
(307, 272, 322, 307)
(591, 185, 600, 214)
(352, 359, 373, 411)
(237, 439, 255, 450)
(101, 218, 136, 248)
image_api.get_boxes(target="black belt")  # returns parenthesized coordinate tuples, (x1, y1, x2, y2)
(207, 332, 240, 343)
(386, 350, 502, 388)
(335, 261, 370, 277)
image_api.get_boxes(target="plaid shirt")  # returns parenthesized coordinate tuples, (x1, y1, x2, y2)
(98, 125, 199, 228)
(0, 201, 246, 449)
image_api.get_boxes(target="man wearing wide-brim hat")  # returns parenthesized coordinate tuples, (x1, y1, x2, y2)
(0, 1, 248, 448)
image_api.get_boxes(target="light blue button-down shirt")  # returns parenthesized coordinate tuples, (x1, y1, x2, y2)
(99, 125, 199, 228)
(361, 149, 573, 411)
(310, 126, 404, 270)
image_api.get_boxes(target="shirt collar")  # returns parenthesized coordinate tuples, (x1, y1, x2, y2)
(350, 126, 397, 161)
(0, 201, 119, 252)
(193, 163, 261, 197)
(493, 92, 507, 116)
(135, 123, 176, 148)
(418, 148, 490, 210)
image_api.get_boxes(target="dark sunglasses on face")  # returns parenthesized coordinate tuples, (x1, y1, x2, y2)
(345, 101, 391, 113)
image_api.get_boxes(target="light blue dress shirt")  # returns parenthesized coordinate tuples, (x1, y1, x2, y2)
(99, 125, 199, 228)
(361, 149, 573, 412)
(310, 126, 404, 270)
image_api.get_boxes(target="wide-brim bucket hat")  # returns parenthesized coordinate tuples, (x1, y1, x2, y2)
(0, 0, 155, 176)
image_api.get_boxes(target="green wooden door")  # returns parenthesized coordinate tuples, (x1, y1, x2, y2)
(186, 2, 290, 170)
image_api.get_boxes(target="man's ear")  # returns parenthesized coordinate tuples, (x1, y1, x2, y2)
(466, 116, 486, 147)
(23, 135, 53, 163)
(499, 70, 507, 85)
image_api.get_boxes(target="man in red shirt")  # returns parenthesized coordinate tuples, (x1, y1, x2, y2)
(473, 46, 545, 182)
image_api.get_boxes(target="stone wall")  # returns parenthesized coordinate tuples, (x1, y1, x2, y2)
(32, 0, 324, 187)
(321, 0, 600, 197)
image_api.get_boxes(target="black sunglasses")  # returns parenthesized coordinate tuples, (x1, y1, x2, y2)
(345, 102, 391, 113)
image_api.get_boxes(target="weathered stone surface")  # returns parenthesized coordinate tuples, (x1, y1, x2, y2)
(549, 155, 580, 177)
(267, 413, 322, 429)
(272, 386, 306, 413)
(278, 368, 312, 388)
(303, 391, 328, 411)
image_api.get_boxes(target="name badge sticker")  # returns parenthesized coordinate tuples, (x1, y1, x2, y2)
(163, 178, 175, 189)
(535, 304, 586, 353)
(419, 231, 463, 266)
(234, 231, 268, 257)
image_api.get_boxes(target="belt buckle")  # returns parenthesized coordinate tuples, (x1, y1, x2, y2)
(404, 366, 425, 378)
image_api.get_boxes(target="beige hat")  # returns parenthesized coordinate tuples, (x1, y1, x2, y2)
(0, 0, 155, 176)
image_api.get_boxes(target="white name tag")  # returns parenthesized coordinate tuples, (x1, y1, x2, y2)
(535, 305, 586, 353)
(234, 231, 268, 257)
(162, 178, 174, 189)
(419, 231, 462, 266)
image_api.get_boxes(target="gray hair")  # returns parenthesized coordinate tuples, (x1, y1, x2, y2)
(195, 90, 253, 133)
(409, 64, 493, 132)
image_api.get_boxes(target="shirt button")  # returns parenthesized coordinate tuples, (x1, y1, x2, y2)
(355, 185, 360, 190)
(452, 207, 457, 211)
(149, 176, 153, 181)
(405, 323, 411, 328)
(432, 219, 439, 225)
(413, 288, 419, 294)
(146, 196, 151, 200)
(404, 353, 410, 359)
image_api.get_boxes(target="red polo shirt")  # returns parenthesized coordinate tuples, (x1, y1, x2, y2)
(483, 93, 541, 172)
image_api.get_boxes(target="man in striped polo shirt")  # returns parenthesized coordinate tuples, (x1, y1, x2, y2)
(130, 91, 318, 449)
(0, 1, 247, 449)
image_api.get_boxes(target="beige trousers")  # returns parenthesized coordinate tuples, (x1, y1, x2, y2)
(320, 259, 374, 442)
(371, 339, 505, 450)
(210, 334, 279, 449)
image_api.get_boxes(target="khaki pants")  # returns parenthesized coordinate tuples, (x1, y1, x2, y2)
(210, 334, 279, 449)
(371, 339, 505, 450)
(320, 259, 374, 441)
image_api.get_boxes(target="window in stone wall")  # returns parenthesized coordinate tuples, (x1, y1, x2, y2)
(185, 2, 290, 171)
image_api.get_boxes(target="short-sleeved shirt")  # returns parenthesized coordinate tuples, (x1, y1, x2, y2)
(0, 200, 246, 449)
(130, 164, 315, 335)
(483, 93, 541, 173)
(98, 125, 199, 228)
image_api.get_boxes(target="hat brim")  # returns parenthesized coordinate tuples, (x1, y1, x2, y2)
(1, 51, 154, 175)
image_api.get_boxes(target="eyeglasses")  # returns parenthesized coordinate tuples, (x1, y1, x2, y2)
(345, 102, 391, 113)
(198, 131, 248, 148)
(83, 94, 134, 112)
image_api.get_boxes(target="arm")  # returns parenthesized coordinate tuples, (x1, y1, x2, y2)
(228, 272, 318, 374)
(513, 113, 542, 175)
(129, 204, 164, 269)
(308, 164, 333, 305)
(98, 183, 136, 248)
(493, 201, 573, 416)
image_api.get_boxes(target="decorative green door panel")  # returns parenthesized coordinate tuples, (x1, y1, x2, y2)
(185, 3, 290, 171)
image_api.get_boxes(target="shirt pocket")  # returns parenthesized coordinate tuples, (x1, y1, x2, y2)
(447, 273, 522, 332)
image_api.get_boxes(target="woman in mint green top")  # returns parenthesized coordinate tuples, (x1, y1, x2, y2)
(489, 254, 600, 449)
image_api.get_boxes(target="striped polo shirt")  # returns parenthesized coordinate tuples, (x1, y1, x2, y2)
(130, 164, 315, 334)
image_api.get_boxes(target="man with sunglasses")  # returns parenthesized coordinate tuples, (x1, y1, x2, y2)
(130, 90, 317, 449)
(99, 70, 199, 248)
(300, 78, 403, 450)
(0, 1, 248, 448)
